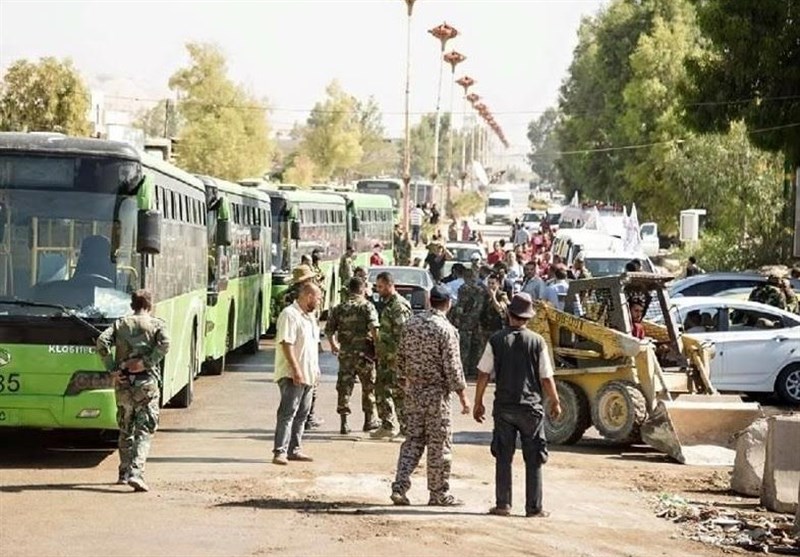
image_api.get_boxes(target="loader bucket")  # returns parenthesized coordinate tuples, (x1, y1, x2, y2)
(640, 395, 763, 465)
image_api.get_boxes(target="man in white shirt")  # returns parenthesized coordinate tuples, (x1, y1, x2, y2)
(520, 261, 546, 301)
(514, 225, 531, 249)
(272, 282, 323, 465)
(410, 205, 424, 246)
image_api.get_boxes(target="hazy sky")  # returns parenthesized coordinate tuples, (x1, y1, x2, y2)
(0, 0, 605, 166)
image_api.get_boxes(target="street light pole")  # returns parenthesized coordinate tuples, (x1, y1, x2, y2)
(443, 50, 465, 216)
(401, 0, 417, 233)
(455, 76, 474, 190)
(428, 23, 458, 187)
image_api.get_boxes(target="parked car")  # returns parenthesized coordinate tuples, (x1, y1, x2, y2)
(580, 250, 656, 277)
(520, 210, 546, 230)
(669, 272, 800, 298)
(367, 266, 433, 315)
(441, 241, 487, 277)
(653, 296, 800, 404)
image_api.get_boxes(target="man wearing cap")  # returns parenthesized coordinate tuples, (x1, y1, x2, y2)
(570, 253, 592, 280)
(473, 292, 562, 518)
(390, 284, 470, 507)
(749, 272, 787, 310)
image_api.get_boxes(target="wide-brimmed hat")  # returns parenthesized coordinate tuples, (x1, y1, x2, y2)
(508, 293, 534, 319)
(290, 264, 316, 284)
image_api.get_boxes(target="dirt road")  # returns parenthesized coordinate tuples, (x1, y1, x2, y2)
(0, 341, 735, 557)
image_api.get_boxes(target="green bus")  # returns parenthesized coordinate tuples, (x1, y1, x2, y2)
(0, 133, 207, 430)
(338, 192, 395, 267)
(259, 186, 347, 323)
(355, 178, 439, 221)
(197, 176, 272, 375)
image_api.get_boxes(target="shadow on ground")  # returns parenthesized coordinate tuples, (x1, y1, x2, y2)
(0, 431, 115, 469)
(216, 497, 483, 517)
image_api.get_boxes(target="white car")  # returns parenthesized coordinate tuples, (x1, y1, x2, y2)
(662, 297, 800, 404)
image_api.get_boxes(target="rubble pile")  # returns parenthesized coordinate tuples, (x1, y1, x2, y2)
(654, 494, 800, 554)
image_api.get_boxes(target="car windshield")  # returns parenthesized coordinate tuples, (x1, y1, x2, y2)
(584, 257, 653, 277)
(522, 212, 544, 222)
(487, 197, 510, 207)
(447, 246, 483, 262)
(368, 268, 429, 288)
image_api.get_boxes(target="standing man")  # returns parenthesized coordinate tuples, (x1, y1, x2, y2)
(520, 260, 546, 301)
(394, 227, 412, 266)
(473, 293, 562, 517)
(451, 267, 489, 379)
(391, 285, 470, 507)
(338, 246, 355, 299)
(410, 204, 424, 246)
(372, 271, 413, 438)
(370, 243, 385, 266)
(272, 282, 323, 465)
(96, 289, 170, 492)
(423, 242, 453, 283)
(325, 277, 381, 434)
(749, 272, 788, 310)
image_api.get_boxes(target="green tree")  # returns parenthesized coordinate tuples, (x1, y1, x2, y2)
(354, 96, 399, 178)
(684, 0, 800, 163)
(0, 57, 91, 135)
(526, 107, 561, 186)
(407, 112, 464, 181)
(169, 42, 273, 180)
(296, 80, 363, 182)
(134, 99, 182, 138)
(283, 153, 316, 186)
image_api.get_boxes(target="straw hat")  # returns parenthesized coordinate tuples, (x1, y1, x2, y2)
(290, 264, 316, 284)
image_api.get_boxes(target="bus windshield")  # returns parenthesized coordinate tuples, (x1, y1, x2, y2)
(355, 181, 400, 208)
(0, 155, 143, 318)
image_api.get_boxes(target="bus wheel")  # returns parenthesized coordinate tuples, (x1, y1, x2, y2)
(173, 328, 197, 408)
(244, 302, 262, 355)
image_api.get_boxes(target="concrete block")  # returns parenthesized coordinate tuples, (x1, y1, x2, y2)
(761, 415, 800, 514)
(731, 418, 768, 496)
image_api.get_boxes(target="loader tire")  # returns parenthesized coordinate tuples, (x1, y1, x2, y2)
(545, 380, 591, 445)
(591, 380, 646, 445)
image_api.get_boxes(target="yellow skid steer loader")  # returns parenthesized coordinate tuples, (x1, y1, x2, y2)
(531, 273, 762, 464)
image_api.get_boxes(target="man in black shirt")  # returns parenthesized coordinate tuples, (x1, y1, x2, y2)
(423, 242, 453, 283)
(472, 293, 561, 518)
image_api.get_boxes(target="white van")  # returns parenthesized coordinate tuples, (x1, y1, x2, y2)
(485, 191, 514, 225)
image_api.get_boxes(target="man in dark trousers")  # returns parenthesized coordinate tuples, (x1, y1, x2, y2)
(472, 292, 562, 518)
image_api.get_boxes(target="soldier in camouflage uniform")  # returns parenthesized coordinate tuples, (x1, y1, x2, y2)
(96, 289, 170, 493)
(749, 273, 787, 310)
(390, 285, 470, 507)
(451, 267, 489, 379)
(372, 271, 413, 438)
(325, 277, 381, 434)
(782, 279, 799, 314)
(394, 229, 412, 267)
(338, 246, 355, 299)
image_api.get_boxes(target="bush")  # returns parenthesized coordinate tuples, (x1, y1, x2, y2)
(449, 191, 484, 220)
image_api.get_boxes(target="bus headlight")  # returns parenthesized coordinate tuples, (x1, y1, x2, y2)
(65, 372, 114, 396)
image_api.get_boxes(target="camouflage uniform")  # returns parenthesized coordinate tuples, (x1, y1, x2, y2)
(325, 294, 379, 419)
(749, 282, 787, 310)
(784, 283, 799, 314)
(395, 235, 412, 266)
(96, 314, 170, 485)
(338, 254, 354, 299)
(375, 292, 412, 432)
(391, 309, 466, 500)
(451, 275, 489, 379)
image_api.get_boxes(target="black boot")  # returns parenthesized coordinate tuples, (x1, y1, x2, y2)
(363, 412, 380, 432)
(340, 415, 351, 435)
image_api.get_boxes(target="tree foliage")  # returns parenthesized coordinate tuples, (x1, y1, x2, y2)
(684, 0, 800, 163)
(0, 57, 91, 135)
(283, 153, 316, 186)
(407, 112, 466, 181)
(169, 42, 273, 181)
(526, 107, 561, 185)
(134, 99, 182, 139)
(354, 96, 399, 178)
(295, 80, 363, 182)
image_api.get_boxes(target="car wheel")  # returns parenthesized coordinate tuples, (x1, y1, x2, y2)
(775, 364, 800, 405)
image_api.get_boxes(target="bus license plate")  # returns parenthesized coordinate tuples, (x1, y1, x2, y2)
(0, 409, 20, 425)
